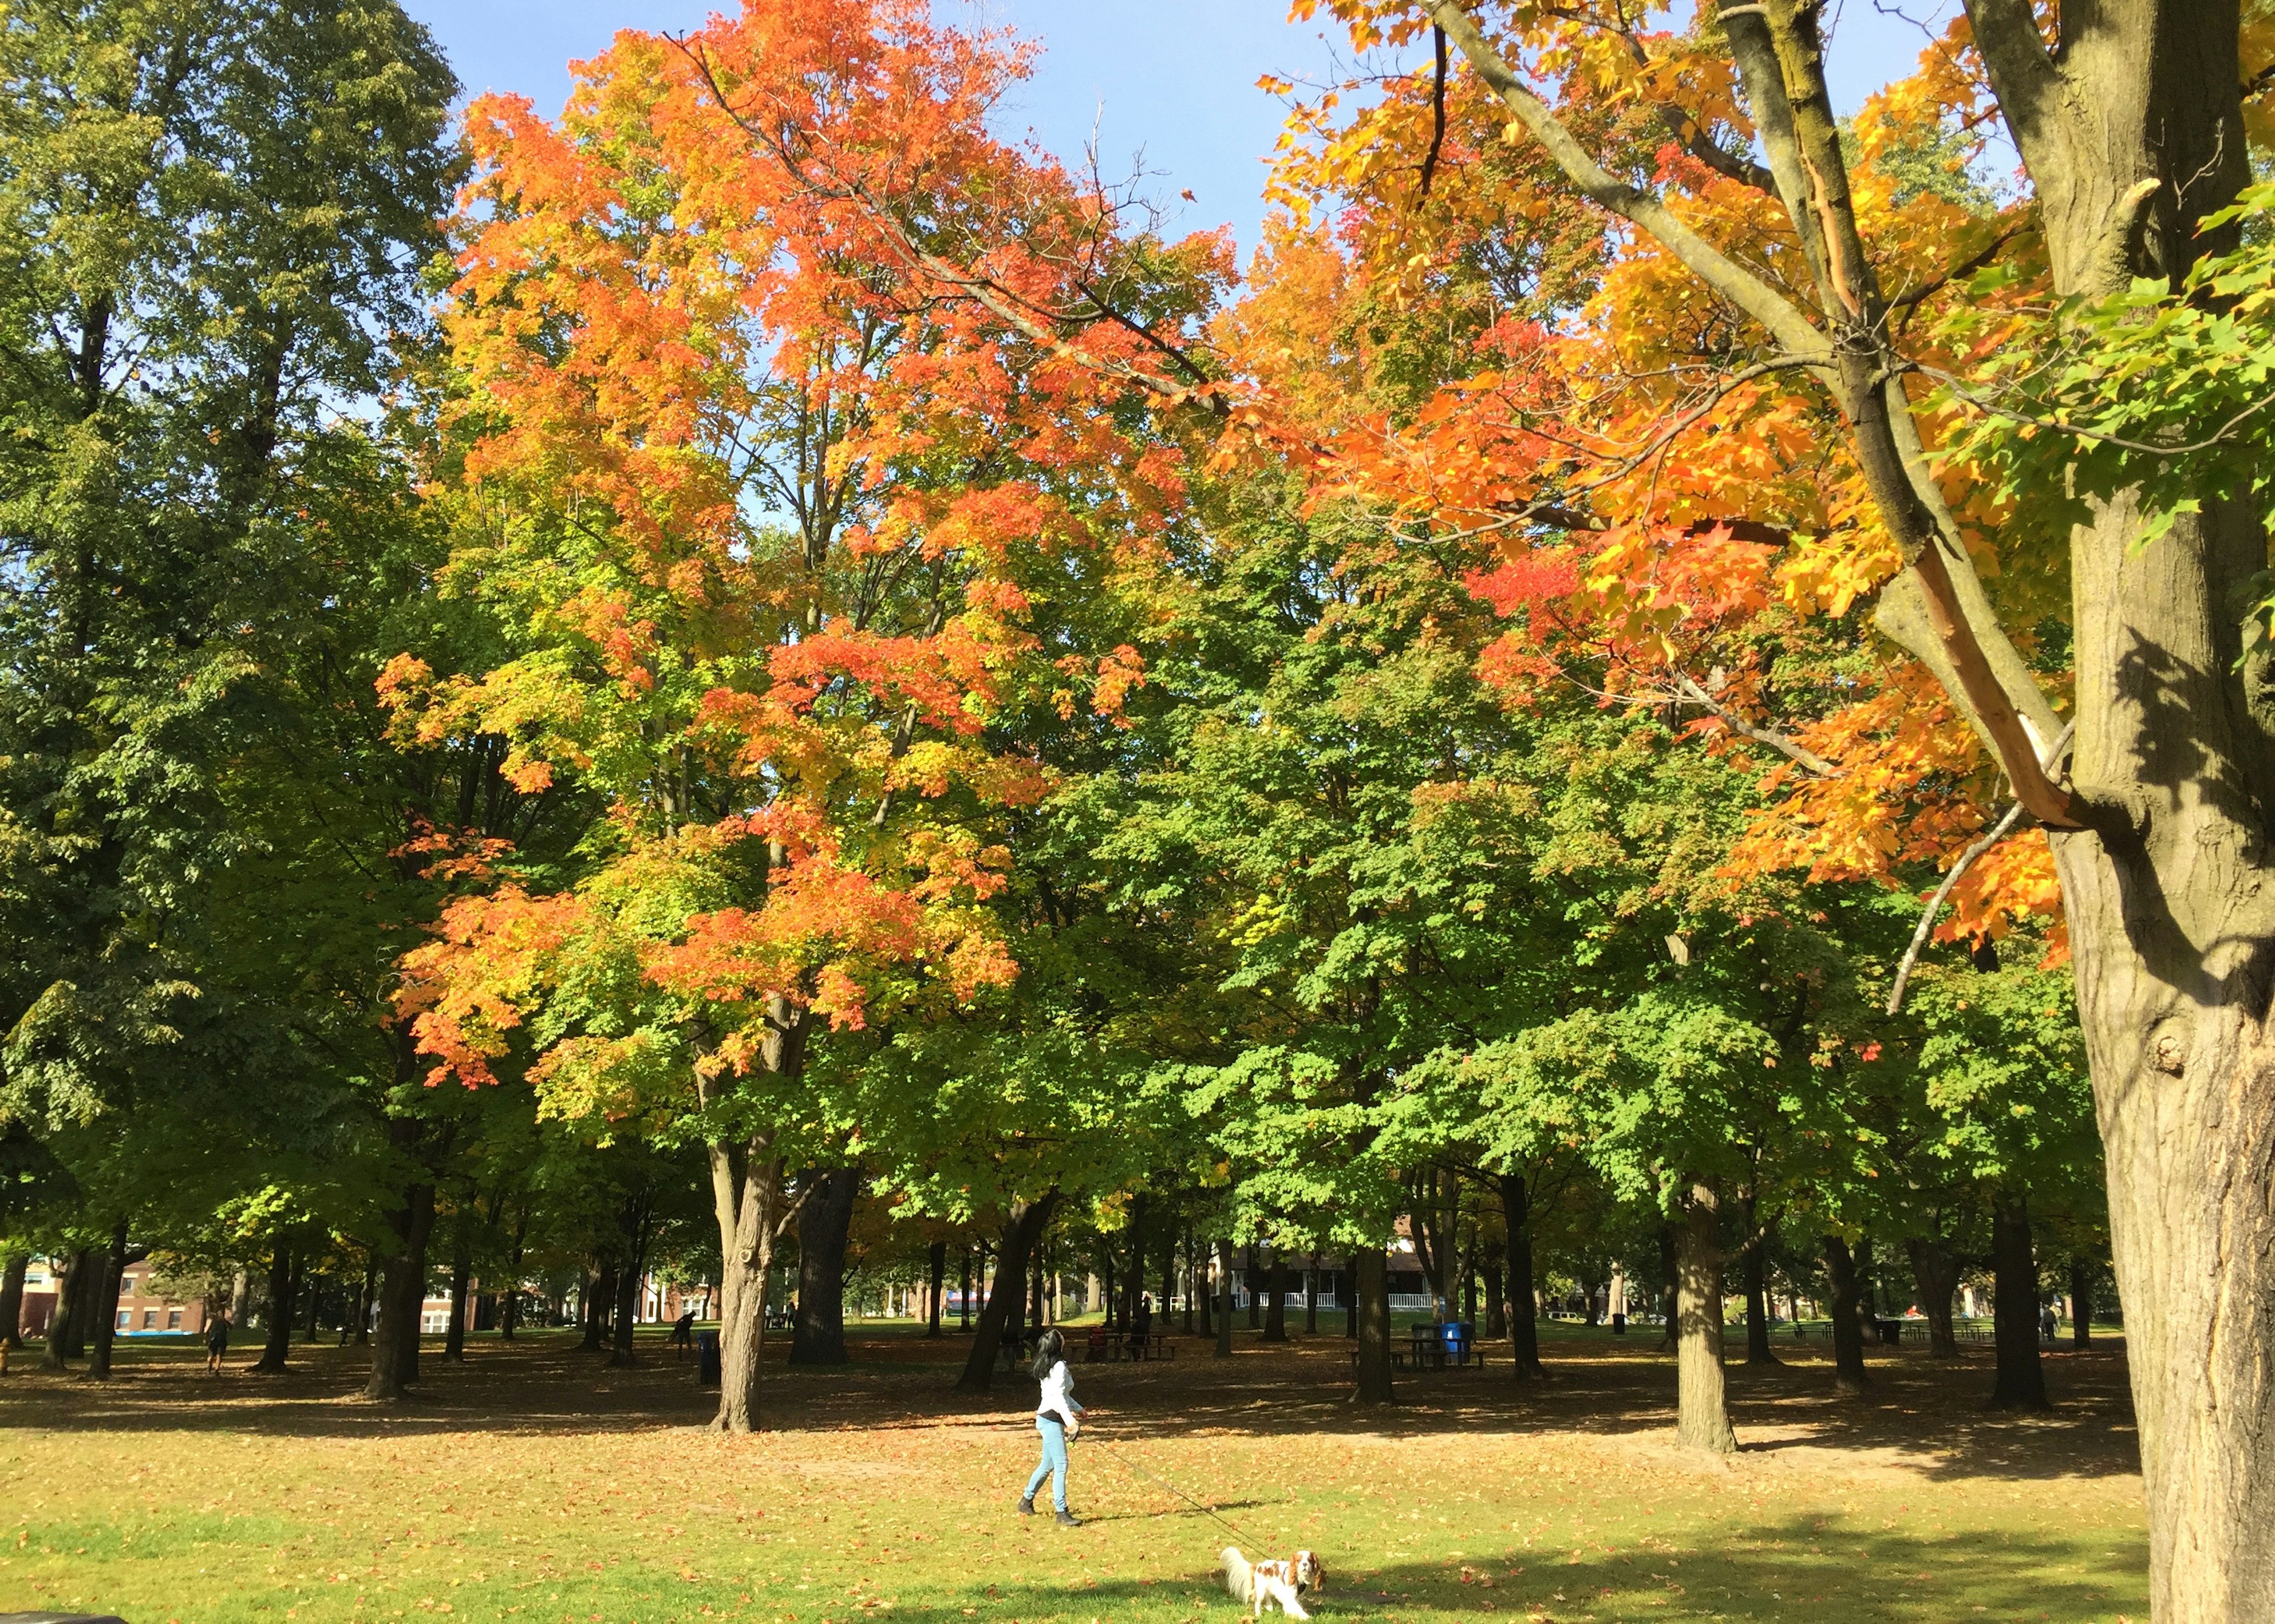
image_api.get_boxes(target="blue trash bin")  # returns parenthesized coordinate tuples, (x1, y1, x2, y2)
(1441, 1321, 1471, 1365)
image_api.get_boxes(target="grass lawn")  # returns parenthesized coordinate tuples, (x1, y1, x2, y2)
(0, 1323, 2148, 1624)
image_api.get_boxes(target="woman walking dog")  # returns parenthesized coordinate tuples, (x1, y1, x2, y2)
(1017, 1328, 1085, 1526)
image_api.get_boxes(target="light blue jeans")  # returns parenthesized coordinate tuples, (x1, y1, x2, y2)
(1024, 1417, 1069, 1512)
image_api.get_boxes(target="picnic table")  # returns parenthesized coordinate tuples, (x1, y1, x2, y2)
(1352, 1322, 1489, 1371)
(1085, 1327, 1174, 1362)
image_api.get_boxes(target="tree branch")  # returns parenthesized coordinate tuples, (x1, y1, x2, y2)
(1424, 1, 1832, 367)
(1885, 720, 2072, 1014)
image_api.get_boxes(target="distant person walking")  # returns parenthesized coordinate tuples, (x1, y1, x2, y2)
(1131, 1293, 1153, 1347)
(670, 1308, 697, 1359)
(205, 1311, 230, 1374)
(1017, 1328, 1085, 1527)
(2040, 1303, 2059, 1344)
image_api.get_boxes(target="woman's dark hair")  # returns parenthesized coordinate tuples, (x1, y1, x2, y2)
(1029, 1328, 1065, 1381)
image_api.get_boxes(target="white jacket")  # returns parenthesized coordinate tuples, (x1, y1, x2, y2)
(1036, 1358, 1085, 1427)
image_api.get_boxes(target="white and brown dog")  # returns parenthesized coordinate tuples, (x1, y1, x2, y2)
(1220, 1546, 1325, 1619)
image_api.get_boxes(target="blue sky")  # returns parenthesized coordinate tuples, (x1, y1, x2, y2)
(400, 0, 1959, 259)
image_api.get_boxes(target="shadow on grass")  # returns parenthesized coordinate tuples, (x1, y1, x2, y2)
(957, 1511, 2145, 1620)
(0, 1327, 2141, 1492)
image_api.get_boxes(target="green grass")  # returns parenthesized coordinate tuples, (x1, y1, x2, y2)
(0, 1326, 2148, 1624)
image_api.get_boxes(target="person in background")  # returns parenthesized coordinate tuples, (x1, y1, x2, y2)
(1130, 1292, 1153, 1350)
(670, 1307, 697, 1358)
(1018, 1328, 1085, 1526)
(2040, 1302, 2059, 1344)
(205, 1310, 230, 1375)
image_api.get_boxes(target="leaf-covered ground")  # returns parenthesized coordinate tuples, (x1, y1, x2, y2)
(0, 1324, 2147, 1624)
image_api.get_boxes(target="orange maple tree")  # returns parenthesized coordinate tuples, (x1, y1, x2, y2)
(387, 0, 1225, 1430)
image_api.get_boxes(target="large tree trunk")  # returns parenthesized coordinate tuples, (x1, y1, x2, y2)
(1673, 1183, 1734, 1455)
(1905, 1234, 1962, 1357)
(954, 1192, 1058, 1394)
(1353, 1247, 1392, 1405)
(1954, 1, 2268, 1607)
(1739, 1238, 1779, 1366)
(39, 1249, 82, 1369)
(1215, 1241, 1235, 1356)
(366, 1179, 437, 1400)
(1822, 1234, 1870, 1395)
(86, 1224, 132, 1381)
(1244, 1243, 1261, 1328)
(610, 1243, 644, 1368)
(443, 1212, 471, 1362)
(0, 1251, 25, 1348)
(1263, 1249, 1288, 1341)
(1498, 1175, 1545, 1379)
(579, 1267, 611, 1352)
(707, 1130, 792, 1433)
(254, 1243, 296, 1374)
(2068, 1259, 2093, 1348)
(790, 1167, 860, 1365)
(1989, 1189, 2049, 1411)
(925, 1240, 946, 1338)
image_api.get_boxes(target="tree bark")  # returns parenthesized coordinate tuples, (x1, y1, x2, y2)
(1124, 1190, 1147, 1328)
(1305, 1251, 1319, 1334)
(254, 1243, 296, 1373)
(443, 1212, 472, 1362)
(954, 1192, 1058, 1393)
(707, 1128, 794, 1433)
(789, 1167, 858, 1365)
(1657, 1223, 1679, 1352)
(352, 1261, 373, 1347)
(579, 1267, 611, 1352)
(1739, 1238, 1779, 1366)
(1674, 1184, 1735, 1454)
(0, 1251, 25, 1349)
(1244, 1243, 1261, 1328)
(925, 1241, 946, 1337)
(1989, 1189, 2050, 1411)
(366, 1178, 436, 1400)
(1905, 1235, 1962, 1357)
(1499, 1175, 1545, 1378)
(39, 1249, 81, 1369)
(1353, 1246, 1393, 1405)
(1215, 1240, 1235, 1356)
(1183, 1229, 1198, 1334)
(1822, 1234, 1870, 1395)
(500, 1214, 526, 1341)
(87, 1224, 133, 1381)
(1263, 1249, 1288, 1341)
(610, 1239, 644, 1368)
(2068, 1259, 2093, 1347)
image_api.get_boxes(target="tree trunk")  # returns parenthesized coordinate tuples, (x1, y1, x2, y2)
(954, 1192, 1058, 1393)
(1183, 1230, 1198, 1334)
(87, 1224, 132, 1381)
(579, 1267, 611, 1352)
(925, 1240, 946, 1337)
(0, 1251, 25, 1349)
(790, 1167, 858, 1365)
(960, 1244, 973, 1331)
(353, 1262, 373, 1347)
(1673, 1183, 1735, 1455)
(1740, 1238, 1779, 1366)
(1124, 1190, 1146, 1328)
(366, 1179, 436, 1400)
(1101, 1253, 1117, 1331)
(1905, 1235, 1961, 1357)
(1345, 1249, 1359, 1339)
(1161, 1227, 1177, 1333)
(1989, 1189, 2050, 1411)
(444, 1212, 472, 1362)
(1215, 1240, 1234, 1357)
(38, 1250, 78, 1369)
(500, 1215, 526, 1342)
(1822, 1234, 1870, 1395)
(1657, 1224, 1679, 1352)
(2068, 1259, 2093, 1347)
(1499, 1176, 1544, 1378)
(254, 1243, 296, 1373)
(610, 1241, 643, 1368)
(1245, 1243, 1261, 1328)
(707, 1125, 794, 1433)
(1305, 1251, 1319, 1334)
(1353, 1247, 1393, 1405)
(1263, 1249, 1288, 1341)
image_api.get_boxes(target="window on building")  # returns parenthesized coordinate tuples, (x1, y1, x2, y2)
(167, 1310, 183, 1329)
(142, 1309, 158, 1327)
(116, 1310, 130, 1329)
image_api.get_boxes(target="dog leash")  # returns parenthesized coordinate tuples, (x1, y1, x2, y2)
(1098, 1443, 1274, 1549)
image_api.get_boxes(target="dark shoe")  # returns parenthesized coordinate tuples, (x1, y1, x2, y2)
(1017, 1496, 1034, 1516)
(1055, 1510, 1080, 1527)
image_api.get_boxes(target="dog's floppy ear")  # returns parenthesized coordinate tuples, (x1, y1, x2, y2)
(1307, 1554, 1326, 1592)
